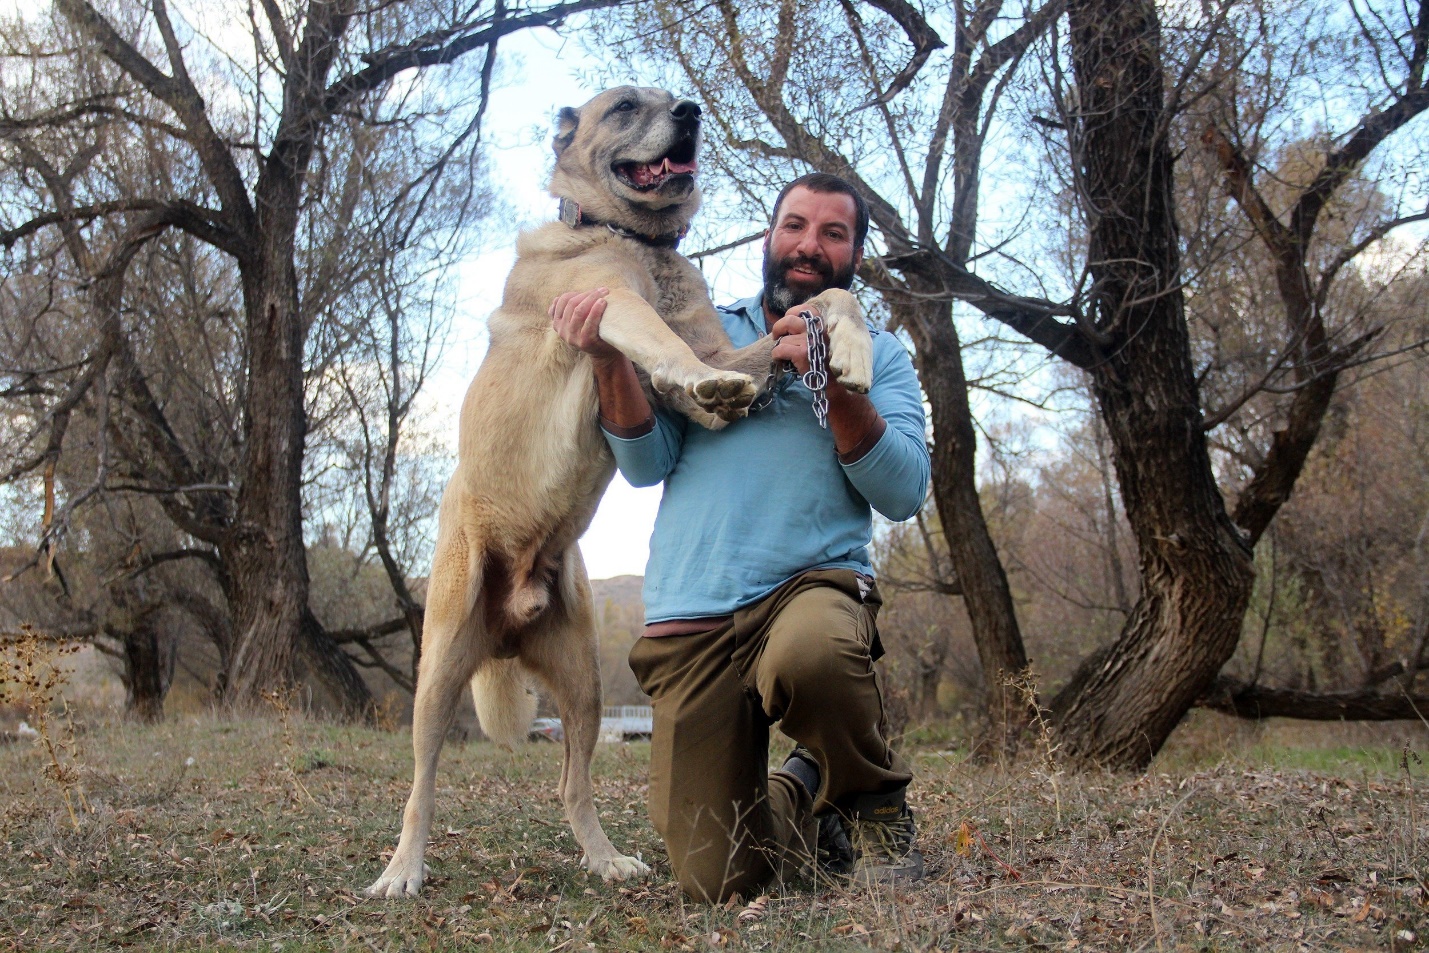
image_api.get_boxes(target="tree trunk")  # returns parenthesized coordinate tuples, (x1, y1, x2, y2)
(1199, 675, 1429, 721)
(893, 289, 1033, 750)
(1048, 0, 1255, 769)
(109, 600, 175, 724)
(300, 608, 375, 721)
(219, 255, 311, 707)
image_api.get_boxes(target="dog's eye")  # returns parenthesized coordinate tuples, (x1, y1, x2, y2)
(614, 100, 636, 112)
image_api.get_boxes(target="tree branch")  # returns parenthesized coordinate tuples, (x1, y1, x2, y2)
(1316, 206, 1429, 309)
(54, 0, 255, 235)
(327, 616, 409, 645)
(1291, 87, 1429, 246)
(1, 200, 163, 249)
(856, 0, 948, 107)
(323, 0, 625, 115)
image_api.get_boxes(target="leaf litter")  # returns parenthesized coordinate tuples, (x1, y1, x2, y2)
(0, 713, 1426, 950)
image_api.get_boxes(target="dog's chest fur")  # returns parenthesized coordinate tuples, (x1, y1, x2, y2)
(632, 243, 703, 322)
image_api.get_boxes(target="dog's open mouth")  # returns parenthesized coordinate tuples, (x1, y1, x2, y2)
(613, 138, 698, 191)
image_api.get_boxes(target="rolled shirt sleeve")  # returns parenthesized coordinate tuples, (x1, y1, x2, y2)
(603, 407, 686, 488)
(840, 335, 930, 521)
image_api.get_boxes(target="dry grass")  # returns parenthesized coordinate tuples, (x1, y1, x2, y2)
(1, 707, 1427, 952)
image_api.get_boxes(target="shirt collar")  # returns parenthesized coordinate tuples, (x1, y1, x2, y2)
(726, 291, 769, 335)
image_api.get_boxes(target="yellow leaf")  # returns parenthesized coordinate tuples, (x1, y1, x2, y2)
(954, 821, 974, 857)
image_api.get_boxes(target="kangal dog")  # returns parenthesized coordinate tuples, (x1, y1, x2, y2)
(364, 86, 872, 897)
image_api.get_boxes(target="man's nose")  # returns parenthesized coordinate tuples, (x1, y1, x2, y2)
(795, 227, 823, 258)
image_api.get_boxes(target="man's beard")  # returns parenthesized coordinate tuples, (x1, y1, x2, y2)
(763, 250, 856, 316)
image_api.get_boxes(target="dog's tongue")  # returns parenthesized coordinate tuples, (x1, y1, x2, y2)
(662, 156, 697, 175)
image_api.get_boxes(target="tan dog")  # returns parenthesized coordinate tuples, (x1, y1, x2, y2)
(364, 86, 872, 898)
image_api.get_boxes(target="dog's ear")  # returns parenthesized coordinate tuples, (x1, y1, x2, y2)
(552, 106, 579, 158)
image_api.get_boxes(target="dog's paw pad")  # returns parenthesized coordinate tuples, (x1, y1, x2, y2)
(717, 377, 753, 402)
(690, 372, 756, 414)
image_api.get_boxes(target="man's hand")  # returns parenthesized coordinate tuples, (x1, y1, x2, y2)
(551, 288, 623, 367)
(551, 287, 651, 430)
(769, 306, 821, 377)
(771, 305, 884, 459)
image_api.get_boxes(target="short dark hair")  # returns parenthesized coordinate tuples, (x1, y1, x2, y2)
(769, 173, 869, 253)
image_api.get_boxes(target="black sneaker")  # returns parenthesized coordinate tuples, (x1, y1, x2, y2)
(816, 811, 854, 875)
(849, 803, 925, 885)
(779, 747, 854, 876)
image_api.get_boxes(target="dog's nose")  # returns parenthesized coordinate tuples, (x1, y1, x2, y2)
(670, 100, 702, 123)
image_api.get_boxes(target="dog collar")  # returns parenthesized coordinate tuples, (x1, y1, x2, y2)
(558, 198, 686, 250)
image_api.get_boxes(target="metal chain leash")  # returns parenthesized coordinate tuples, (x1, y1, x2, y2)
(799, 309, 830, 429)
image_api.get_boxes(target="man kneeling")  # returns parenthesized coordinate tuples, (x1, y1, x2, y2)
(552, 173, 930, 899)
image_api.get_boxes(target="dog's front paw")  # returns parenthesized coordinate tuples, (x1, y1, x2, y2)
(808, 289, 873, 394)
(689, 370, 758, 420)
(826, 316, 873, 394)
(583, 852, 651, 882)
(363, 857, 431, 899)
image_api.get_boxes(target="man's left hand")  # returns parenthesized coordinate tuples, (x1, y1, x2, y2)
(770, 307, 824, 378)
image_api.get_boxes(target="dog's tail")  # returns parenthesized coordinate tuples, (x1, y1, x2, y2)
(470, 658, 537, 748)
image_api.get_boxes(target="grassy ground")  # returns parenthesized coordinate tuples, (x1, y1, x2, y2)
(2, 707, 1428, 952)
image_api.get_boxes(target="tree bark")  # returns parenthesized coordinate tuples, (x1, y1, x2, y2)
(220, 263, 310, 704)
(890, 287, 1032, 749)
(299, 608, 375, 720)
(109, 601, 175, 724)
(1047, 0, 1255, 769)
(1199, 675, 1429, 721)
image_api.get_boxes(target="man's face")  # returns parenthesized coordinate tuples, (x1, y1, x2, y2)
(762, 186, 862, 318)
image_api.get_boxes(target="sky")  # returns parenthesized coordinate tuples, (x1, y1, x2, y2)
(432, 29, 769, 581)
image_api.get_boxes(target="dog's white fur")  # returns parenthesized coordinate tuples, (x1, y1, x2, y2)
(363, 86, 872, 898)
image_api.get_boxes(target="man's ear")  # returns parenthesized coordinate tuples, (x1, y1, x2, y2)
(553, 106, 579, 158)
(761, 228, 770, 252)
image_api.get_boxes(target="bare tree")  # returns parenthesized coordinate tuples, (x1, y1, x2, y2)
(0, 0, 620, 714)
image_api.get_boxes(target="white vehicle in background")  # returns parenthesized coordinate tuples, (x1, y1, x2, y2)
(529, 706, 652, 744)
(528, 718, 564, 742)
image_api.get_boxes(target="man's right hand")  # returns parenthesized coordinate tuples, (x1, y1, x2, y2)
(551, 287, 652, 430)
(551, 288, 624, 367)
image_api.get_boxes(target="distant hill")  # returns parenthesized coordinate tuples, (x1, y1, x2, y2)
(590, 575, 644, 615)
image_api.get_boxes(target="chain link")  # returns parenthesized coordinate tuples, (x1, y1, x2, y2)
(799, 309, 830, 429)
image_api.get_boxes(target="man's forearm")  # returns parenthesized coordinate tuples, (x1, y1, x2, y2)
(594, 356, 654, 435)
(827, 384, 885, 463)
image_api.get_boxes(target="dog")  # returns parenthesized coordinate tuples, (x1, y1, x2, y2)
(364, 86, 873, 898)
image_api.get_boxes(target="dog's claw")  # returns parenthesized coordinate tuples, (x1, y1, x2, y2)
(584, 853, 651, 882)
(364, 859, 430, 899)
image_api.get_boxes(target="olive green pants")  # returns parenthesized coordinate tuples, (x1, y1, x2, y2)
(628, 570, 911, 901)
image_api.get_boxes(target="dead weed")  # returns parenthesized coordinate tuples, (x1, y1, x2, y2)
(0, 713, 1425, 951)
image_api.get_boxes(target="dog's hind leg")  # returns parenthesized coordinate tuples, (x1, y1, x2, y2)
(365, 530, 485, 899)
(522, 547, 650, 882)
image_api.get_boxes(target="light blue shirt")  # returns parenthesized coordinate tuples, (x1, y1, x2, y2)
(604, 292, 930, 624)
